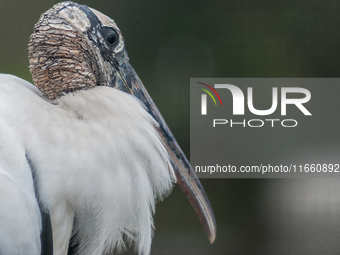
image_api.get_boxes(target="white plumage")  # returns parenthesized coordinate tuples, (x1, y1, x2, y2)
(0, 74, 174, 254)
(0, 75, 42, 255)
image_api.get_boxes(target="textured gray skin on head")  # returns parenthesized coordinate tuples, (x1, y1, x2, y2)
(28, 1, 124, 100)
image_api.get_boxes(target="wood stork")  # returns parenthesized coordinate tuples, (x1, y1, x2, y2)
(0, 1, 216, 255)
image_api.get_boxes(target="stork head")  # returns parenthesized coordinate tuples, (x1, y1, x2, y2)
(28, 1, 216, 244)
(28, 1, 127, 99)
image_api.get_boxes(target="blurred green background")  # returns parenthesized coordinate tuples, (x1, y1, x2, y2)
(1, 0, 340, 254)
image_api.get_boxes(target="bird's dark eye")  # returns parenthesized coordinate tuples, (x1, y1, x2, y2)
(107, 33, 116, 45)
(103, 27, 118, 47)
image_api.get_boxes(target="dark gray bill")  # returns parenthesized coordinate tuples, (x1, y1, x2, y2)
(112, 53, 216, 243)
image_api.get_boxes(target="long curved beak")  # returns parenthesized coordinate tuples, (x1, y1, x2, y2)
(111, 52, 216, 243)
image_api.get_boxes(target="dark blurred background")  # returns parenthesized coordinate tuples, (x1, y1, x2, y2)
(1, 0, 340, 254)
